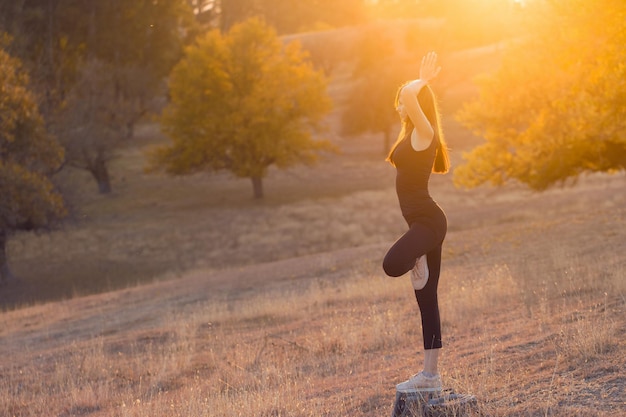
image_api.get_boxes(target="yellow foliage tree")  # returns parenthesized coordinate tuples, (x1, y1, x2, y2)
(151, 18, 333, 198)
(454, 0, 626, 190)
(0, 48, 65, 283)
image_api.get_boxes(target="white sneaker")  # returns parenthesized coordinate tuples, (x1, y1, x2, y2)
(410, 255, 429, 290)
(396, 371, 442, 393)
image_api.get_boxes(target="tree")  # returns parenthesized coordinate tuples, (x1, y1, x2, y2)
(194, 0, 366, 34)
(189, 0, 220, 29)
(150, 18, 334, 199)
(0, 1, 192, 117)
(341, 30, 409, 154)
(454, 0, 626, 190)
(54, 60, 151, 194)
(0, 48, 65, 284)
(256, 0, 366, 34)
(0, 1, 192, 194)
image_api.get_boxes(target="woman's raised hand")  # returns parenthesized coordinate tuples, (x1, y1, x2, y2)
(419, 52, 441, 83)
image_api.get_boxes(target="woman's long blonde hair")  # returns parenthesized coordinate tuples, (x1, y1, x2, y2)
(386, 83, 450, 174)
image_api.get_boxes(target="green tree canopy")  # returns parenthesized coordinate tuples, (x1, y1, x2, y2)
(0, 48, 65, 283)
(150, 18, 333, 199)
(0, 0, 192, 115)
(1, 1, 193, 195)
(455, 0, 626, 190)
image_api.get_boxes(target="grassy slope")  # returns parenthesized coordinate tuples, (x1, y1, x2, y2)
(1, 172, 624, 416)
(1, 34, 625, 416)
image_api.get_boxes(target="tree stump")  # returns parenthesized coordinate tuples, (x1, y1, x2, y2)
(391, 389, 477, 417)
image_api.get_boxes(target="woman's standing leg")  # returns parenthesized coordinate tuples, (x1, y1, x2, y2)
(415, 244, 443, 374)
(393, 242, 444, 392)
(382, 224, 443, 353)
(383, 222, 445, 391)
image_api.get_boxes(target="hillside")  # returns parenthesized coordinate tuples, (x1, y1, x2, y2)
(1, 30, 625, 416)
(0, 170, 624, 416)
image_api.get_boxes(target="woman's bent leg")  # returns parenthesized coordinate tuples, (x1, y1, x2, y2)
(382, 223, 438, 277)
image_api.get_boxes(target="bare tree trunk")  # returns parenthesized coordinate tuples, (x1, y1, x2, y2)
(90, 157, 112, 194)
(0, 230, 15, 285)
(251, 176, 263, 199)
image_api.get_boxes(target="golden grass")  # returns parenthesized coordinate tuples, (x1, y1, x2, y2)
(3, 133, 625, 416)
(1, 228, 624, 416)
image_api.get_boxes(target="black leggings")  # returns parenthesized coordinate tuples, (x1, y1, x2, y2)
(382, 222, 443, 350)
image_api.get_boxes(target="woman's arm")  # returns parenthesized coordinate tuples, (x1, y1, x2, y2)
(400, 52, 441, 151)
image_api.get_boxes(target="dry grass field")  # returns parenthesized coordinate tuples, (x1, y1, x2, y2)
(0, 169, 624, 416)
(1, 34, 625, 416)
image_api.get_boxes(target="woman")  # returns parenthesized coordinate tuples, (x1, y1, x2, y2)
(382, 52, 450, 393)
